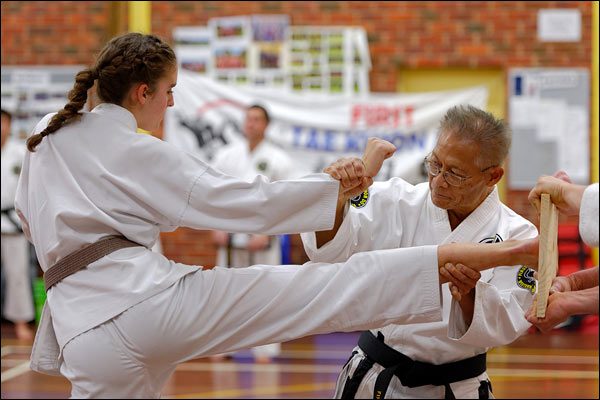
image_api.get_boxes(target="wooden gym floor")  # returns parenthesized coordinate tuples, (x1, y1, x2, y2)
(1, 321, 598, 399)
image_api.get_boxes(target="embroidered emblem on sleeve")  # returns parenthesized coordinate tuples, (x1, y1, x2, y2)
(516, 266, 536, 294)
(350, 189, 369, 208)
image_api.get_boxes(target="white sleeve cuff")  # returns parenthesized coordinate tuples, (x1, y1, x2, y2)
(579, 183, 599, 247)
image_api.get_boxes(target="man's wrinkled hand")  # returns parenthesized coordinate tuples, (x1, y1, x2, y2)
(362, 137, 396, 178)
(439, 263, 481, 302)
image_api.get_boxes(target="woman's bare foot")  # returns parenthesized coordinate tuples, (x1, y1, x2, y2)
(254, 355, 273, 364)
(210, 354, 232, 362)
(14, 321, 34, 341)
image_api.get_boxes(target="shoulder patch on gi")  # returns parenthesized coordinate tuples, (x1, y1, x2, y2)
(478, 234, 503, 244)
(516, 266, 536, 294)
(350, 189, 369, 209)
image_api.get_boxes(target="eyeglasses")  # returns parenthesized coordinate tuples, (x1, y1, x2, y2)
(424, 156, 495, 187)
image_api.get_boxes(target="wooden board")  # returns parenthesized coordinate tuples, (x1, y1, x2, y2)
(536, 193, 559, 318)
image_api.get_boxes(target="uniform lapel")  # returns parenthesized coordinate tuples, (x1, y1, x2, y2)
(433, 187, 501, 245)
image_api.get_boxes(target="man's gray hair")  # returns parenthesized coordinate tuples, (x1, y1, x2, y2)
(439, 105, 511, 168)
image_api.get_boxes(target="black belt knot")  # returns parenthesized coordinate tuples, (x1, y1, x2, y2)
(356, 330, 487, 399)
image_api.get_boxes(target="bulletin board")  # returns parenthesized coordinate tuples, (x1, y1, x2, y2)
(1, 66, 82, 141)
(508, 68, 590, 189)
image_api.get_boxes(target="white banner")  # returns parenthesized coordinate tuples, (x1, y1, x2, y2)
(165, 70, 488, 183)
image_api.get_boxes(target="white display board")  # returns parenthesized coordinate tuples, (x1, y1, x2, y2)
(1, 65, 83, 141)
(508, 68, 590, 188)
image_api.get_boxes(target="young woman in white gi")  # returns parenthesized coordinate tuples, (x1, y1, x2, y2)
(303, 105, 539, 399)
(16, 33, 538, 398)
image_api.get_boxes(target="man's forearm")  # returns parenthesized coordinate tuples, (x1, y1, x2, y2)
(315, 197, 347, 248)
(438, 239, 538, 272)
(568, 267, 599, 291)
(564, 287, 599, 315)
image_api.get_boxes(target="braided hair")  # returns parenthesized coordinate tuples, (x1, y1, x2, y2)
(27, 33, 176, 152)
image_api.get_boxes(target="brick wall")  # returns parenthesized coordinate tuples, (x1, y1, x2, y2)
(2, 1, 592, 266)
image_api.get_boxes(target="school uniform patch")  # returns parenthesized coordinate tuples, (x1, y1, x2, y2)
(350, 189, 369, 208)
(516, 266, 536, 294)
(478, 234, 503, 244)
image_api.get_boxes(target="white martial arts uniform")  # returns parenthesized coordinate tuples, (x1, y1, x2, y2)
(211, 139, 295, 359)
(17, 104, 448, 398)
(302, 178, 538, 399)
(211, 139, 295, 267)
(1, 138, 34, 324)
(579, 183, 599, 247)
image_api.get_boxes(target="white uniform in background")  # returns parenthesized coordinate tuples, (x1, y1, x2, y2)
(579, 183, 599, 247)
(302, 178, 538, 399)
(212, 139, 295, 266)
(212, 139, 295, 359)
(1, 138, 34, 324)
(17, 104, 448, 398)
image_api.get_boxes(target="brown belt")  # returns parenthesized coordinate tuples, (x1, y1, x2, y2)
(43, 235, 142, 292)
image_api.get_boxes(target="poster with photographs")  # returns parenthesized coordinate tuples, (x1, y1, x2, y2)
(214, 46, 248, 70)
(252, 14, 289, 42)
(173, 26, 212, 47)
(210, 16, 251, 42)
(289, 26, 370, 95)
(210, 16, 251, 84)
(172, 17, 369, 94)
(173, 27, 213, 75)
(249, 15, 289, 87)
(177, 46, 211, 74)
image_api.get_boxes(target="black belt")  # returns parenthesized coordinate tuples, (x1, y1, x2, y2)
(357, 330, 487, 399)
(1, 207, 23, 233)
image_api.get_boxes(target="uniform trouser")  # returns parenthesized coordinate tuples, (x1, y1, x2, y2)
(0, 233, 34, 322)
(334, 348, 494, 399)
(60, 246, 442, 398)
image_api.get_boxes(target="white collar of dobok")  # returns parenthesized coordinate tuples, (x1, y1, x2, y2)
(91, 103, 138, 133)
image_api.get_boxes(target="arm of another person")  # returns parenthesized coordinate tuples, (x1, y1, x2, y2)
(525, 287, 599, 333)
(528, 172, 586, 216)
(109, 136, 346, 236)
(529, 172, 597, 247)
(524, 266, 599, 331)
(579, 183, 599, 247)
(315, 138, 396, 248)
(445, 221, 540, 347)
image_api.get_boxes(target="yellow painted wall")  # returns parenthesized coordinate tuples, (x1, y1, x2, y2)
(397, 69, 507, 200)
(129, 1, 152, 135)
(128, 1, 151, 34)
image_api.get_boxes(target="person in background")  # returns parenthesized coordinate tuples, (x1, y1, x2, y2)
(1, 108, 35, 341)
(525, 171, 599, 332)
(210, 104, 296, 363)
